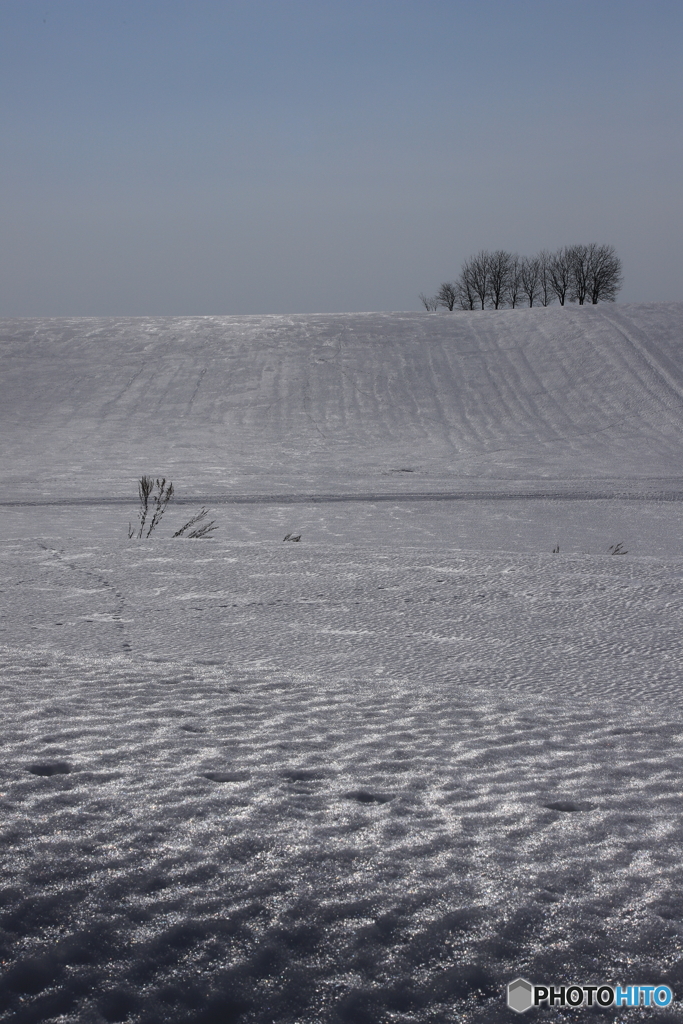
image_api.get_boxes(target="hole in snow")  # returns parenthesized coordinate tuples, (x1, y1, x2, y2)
(202, 771, 250, 783)
(27, 762, 71, 776)
(344, 789, 393, 804)
(280, 769, 327, 783)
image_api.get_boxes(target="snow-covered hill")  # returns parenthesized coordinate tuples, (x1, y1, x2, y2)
(2, 303, 682, 500)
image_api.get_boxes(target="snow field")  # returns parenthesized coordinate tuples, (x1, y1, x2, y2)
(1, 304, 683, 1021)
(1, 536, 683, 1021)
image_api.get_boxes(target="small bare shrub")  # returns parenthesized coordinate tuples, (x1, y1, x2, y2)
(129, 478, 217, 539)
(129, 476, 174, 538)
(283, 533, 301, 542)
(608, 542, 628, 555)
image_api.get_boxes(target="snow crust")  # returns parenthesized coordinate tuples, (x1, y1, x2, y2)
(1, 306, 683, 1022)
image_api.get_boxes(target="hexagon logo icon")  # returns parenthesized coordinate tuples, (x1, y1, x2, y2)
(507, 977, 534, 1013)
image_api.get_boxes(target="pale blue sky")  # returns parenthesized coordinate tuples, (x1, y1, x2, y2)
(1, 0, 681, 314)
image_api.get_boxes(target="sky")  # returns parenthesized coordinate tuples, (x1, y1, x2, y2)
(0, 0, 681, 316)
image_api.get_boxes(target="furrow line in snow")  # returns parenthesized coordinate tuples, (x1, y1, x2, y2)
(604, 309, 683, 408)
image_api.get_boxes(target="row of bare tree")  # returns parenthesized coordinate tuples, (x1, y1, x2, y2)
(420, 244, 623, 311)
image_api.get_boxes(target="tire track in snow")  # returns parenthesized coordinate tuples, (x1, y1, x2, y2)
(3, 487, 683, 508)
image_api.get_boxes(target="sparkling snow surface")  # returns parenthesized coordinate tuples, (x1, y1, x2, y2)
(1, 306, 683, 1023)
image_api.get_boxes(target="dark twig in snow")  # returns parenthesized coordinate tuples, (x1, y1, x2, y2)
(173, 507, 218, 539)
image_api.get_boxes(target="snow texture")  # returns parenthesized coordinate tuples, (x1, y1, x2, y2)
(1, 305, 683, 1022)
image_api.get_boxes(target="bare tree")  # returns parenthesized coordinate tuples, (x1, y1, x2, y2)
(487, 250, 512, 309)
(537, 250, 554, 306)
(419, 292, 439, 311)
(507, 253, 523, 308)
(436, 282, 458, 311)
(455, 274, 477, 310)
(587, 243, 623, 303)
(519, 256, 542, 307)
(463, 251, 492, 309)
(568, 244, 591, 305)
(548, 247, 573, 305)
